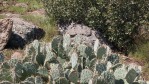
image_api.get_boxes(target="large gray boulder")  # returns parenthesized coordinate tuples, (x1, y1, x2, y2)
(65, 23, 92, 36)
(0, 19, 13, 50)
(5, 17, 45, 49)
(59, 23, 101, 46)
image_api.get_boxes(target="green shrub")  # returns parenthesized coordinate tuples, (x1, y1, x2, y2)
(41, 0, 149, 53)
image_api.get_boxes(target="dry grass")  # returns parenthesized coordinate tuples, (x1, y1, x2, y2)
(21, 14, 58, 42)
(0, 0, 43, 14)
(129, 42, 149, 80)
(0, 14, 6, 19)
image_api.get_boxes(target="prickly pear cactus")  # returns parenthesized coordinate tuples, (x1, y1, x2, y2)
(23, 62, 38, 77)
(107, 54, 119, 64)
(68, 69, 79, 83)
(63, 34, 71, 51)
(24, 76, 35, 83)
(77, 44, 87, 57)
(32, 40, 40, 64)
(12, 63, 24, 82)
(125, 69, 138, 84)
(77, 44, 95, 60)
(35, 53, 46, 65)
(73, 34, 82, 45)
(80, 69, 93, 84)
(94, 39, 100, 56)
(32, 40, 40, 56)
(106, 61, 112, 70)
(1, 62, 10, 69)
(45, 43, 52, 52)
(88, 75, 98, 84)
(51, 36, 65, 58)
(37, 67, 49, 77)
(63, 61, 72, 69)
(51, 36, 63, 52)
(56, 77, 69, 84)
(35, 76, 43, 84)
(70, 51, 78, 69)
(0, 34, 148, 83)
(89, 58, 97, 70)
(23, 45, 35, 62)
(114, 65, 128, 80)
(8, 59, 20, 67)
(111, 63, 122, 71)
(26, 40, 45, 65)
(97, 71, 115, 84)
(95, 63, 107, 74)
(49, 63, 63, 80)
(57, 57, 66, 65)
(44, 50, 56, 66)
(0, 69, 12, 82)
(85, 46, 95, 60)
(97, 46, 107, 59)
(64, 69, 70, 79)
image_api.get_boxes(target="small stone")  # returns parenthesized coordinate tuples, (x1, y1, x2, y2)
(15, 3, 28, 8)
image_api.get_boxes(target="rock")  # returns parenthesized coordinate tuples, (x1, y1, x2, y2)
(59, 23, 101, 46)
(5, 17, 45, 49)
(15, 3, 28, 8)
(66, 23, 91, 36)
(0, 19, 13, 50)
(11, 51, 23, 60)
(27, 8, 46, 16)
(1, 13, 20, 18)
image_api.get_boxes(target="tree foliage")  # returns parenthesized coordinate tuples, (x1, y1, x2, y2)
(41, 0, 149, 53)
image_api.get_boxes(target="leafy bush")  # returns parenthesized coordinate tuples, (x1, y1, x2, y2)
(41, 0, 149, 53)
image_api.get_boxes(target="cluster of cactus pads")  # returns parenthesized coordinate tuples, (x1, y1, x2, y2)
(0, 34, 148, 84)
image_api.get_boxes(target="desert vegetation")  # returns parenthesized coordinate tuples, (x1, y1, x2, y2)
(0, 0, 149, 83)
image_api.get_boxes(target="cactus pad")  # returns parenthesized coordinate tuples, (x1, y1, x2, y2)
(68, 70, 79, 83)
(35, 76, 43, 84)
(23, 62, 38, 76)
(114, 66, 128, 80)
(107, 54, 119, 64)
(70, 52, 78, 69)
(44, 50, 56, 66)
(50, 64, 63, 80)
(95, 63, 106, 74)
(125, 69, 138, 84)
(63, 34, 71, 51)
(98, 71, 115, 84)
(97, 46, 107, 59)
(37, 67, 49, 77)
(55, 77, 69, 84)
(80, 69, 93, 83)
